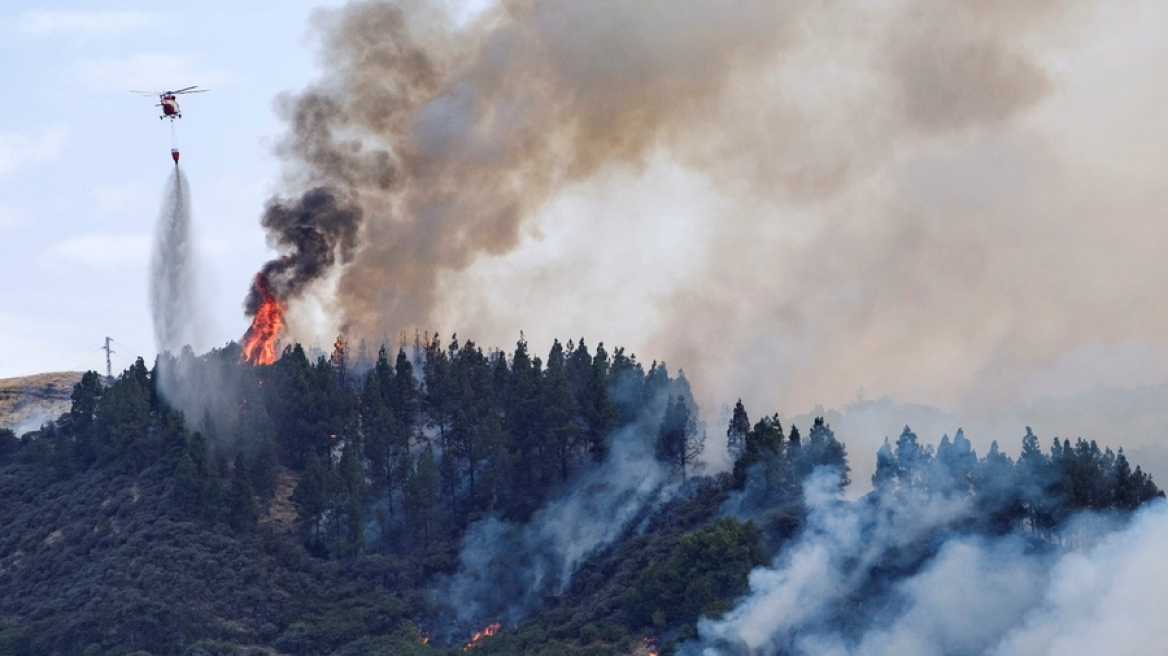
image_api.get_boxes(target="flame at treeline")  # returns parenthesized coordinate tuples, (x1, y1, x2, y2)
(240, 271, 286, 365)
(463, 623, 501, 651)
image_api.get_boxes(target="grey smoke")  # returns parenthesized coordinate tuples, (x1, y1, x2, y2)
(433, 397, 679, 628)
(263, 0, 807, 331)
(250, 0, 1168, 434)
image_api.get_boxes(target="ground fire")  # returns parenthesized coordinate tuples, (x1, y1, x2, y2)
(462, 623, 501, 651)
(240, 271, 286, 365)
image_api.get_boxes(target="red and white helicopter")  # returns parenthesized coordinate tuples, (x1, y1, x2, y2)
(133, 86, 207, 163)
(132, 85, 207, 120)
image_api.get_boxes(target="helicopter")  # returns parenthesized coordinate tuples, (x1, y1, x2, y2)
(132, 86, 208, 163)
(132, 85, 207, 120)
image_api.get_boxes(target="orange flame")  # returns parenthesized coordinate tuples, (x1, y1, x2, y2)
(241, 272, 286, 365)
(463, 622, 502, 651)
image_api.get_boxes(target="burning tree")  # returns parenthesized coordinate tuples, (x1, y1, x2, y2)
(240, 188, 361, 366)
(240, 272, 286, 365)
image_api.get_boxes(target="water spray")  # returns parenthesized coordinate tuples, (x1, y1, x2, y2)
(151, 167, 205, 355)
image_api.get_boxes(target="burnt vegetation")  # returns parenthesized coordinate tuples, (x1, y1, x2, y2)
(0, 336, 1161, 656)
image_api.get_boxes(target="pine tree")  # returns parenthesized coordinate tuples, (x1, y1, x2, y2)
(332, 442, 365, 556)
(872, 438, 896, 490)
(656, 395, 704, 480)
(361, 374, 400, 512)
(544, 340, 582, 481)
(733, 413, 784, 489)
(565, 338, 593, 400)
(474, 410, 512, 512)
(1113, 448, 1138, 509)
(69, 371, 104, 466)
(0, 428, 17, 466)
(725, 400, 750, 463)
(293, 451, 330, 549)
(796, 417, 849, 488)
(227, 454, 258, 533)
(507, 338, 547, 511)
(933, 428, 975, 495)
(607, 347, 645, 427)
(405, 445, 440, 549)
(93, 359, 153, 471)
(642, 361, 672, 410)
(264, 344, 313, 468)
(251, 433, 280, 509)
(449, 339, 494, 509)
(581, 343, 617, 463)
(1017, 427, 1055, 534)
(387, 347, 420, 425)
(977, 440, 1023, 531)
(174, 432, 223, 519)
(893, 426, 930, 488)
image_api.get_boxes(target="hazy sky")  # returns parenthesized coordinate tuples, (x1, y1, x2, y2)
(4, 1, 1168, 473)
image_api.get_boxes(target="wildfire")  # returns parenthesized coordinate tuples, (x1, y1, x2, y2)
(241, 272, 286, 365)
(463, 622, 502, 651)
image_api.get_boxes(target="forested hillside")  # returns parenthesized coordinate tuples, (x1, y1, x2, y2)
(0, 336, 1160, 656)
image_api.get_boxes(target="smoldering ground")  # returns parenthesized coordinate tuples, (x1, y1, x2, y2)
(258, 0, 1168, 444)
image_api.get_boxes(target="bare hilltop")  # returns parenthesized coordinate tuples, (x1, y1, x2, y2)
(0, 372, 84, 434)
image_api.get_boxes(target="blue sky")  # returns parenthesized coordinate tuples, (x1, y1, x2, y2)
(0, 2, 348, 376)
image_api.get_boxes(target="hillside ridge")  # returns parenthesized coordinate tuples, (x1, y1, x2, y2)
(0, 371, 84, 432)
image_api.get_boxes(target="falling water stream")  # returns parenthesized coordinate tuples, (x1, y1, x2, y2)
(151, 166, 203, 355)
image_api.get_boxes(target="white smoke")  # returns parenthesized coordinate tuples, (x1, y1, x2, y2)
(986, 503, 1168, 656)
(694, 469, 971, 654)
(689, 470, 1168, 656)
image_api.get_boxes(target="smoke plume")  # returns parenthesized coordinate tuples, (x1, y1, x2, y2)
(151, 166, 205, 355)
(432, 385, 679, 632)
(261, 0, 802, 331)
(687, 469, 1168, 655)
(244, 187, 361, 316)
(253, 0, 1168, 431)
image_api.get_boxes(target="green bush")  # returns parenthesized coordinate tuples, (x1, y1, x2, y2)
(625, 517, 767, 628)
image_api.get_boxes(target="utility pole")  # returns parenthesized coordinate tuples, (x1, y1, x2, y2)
(103, 337, 115, 383)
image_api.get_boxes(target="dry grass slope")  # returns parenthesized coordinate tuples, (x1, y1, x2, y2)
(0, 371, 84, 433)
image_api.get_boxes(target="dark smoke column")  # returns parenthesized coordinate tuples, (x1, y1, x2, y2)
(240, 187, 361, 360)
(253, 0, 792, 340)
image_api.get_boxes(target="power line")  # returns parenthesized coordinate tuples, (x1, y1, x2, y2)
(16, 345, 105, 377)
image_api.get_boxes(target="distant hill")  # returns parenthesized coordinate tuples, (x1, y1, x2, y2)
(0, 372, 83, 434)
